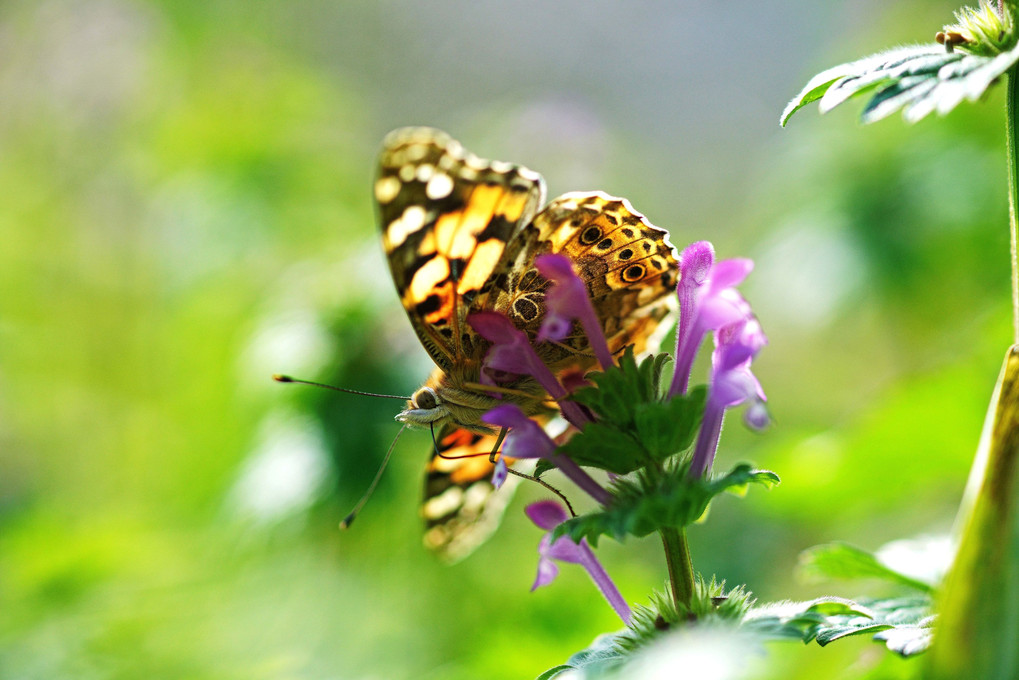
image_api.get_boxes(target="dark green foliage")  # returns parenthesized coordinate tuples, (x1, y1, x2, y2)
(633, 387, 706, 462)
(555, 422, 648, 475)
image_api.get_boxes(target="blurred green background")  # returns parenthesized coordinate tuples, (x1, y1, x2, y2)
(0, 1, 1010, 678)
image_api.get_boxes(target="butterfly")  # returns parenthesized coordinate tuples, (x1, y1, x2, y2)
(375, 127, 679, 561)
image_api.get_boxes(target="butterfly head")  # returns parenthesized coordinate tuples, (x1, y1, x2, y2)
(396, 380, 519, 434)
(397, 386, 449, 426)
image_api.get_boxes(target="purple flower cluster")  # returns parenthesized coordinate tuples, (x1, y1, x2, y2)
(467, 245, 766, 622)
(667, 241, 768, 478)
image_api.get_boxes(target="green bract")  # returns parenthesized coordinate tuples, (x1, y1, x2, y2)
(944, 1, 1016, 57)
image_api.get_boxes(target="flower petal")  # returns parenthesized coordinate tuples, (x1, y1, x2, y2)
(707, 258, 753, 291)
(483, 404, 557, 459)
(544, 535, 588, 564)
(680, 241, 715, 287)
(536, 253, 614, 370)
(531, 554, 560, 590)
(526, 499, 569, 530)
(744, 398, 771, 430)
(469, 311, 569, 401)
(491, 457, 508, 489)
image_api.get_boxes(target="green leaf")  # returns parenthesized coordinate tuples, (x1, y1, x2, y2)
(536, 633, 625, 679)
(534, 666, 575, 680)
(745, 595, 933, 657)
(553, 351, 694, 474)
(799, 542, 935, 593)
(781, 41, 1019, 126)
(875, 621, 935, 657)
(781, 45, 944, 125)
(552, 464, 779, 546)
(648, 351, 673, 398)
(556, 422, 648, 474)
(633, 386, 705, 462)
(569, 349, 670, 431)
(533, 458, 556, 479)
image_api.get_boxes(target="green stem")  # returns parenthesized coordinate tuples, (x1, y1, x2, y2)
(660, 527, 695, 611)
(1006, 66, 1019, 344)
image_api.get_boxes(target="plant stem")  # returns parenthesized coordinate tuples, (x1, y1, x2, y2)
(1006, 65, 1019, 344)
(660, 527, 695, 611)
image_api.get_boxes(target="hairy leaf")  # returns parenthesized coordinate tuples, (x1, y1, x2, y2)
(782, 41, 1019, 126)
(569, 349, 672, 430)
(746, 595, 933, 657)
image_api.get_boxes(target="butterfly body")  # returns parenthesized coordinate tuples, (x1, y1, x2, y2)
(374, 127, 679, 560)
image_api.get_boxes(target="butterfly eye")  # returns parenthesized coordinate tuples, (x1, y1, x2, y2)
(413, 387, 439, 410)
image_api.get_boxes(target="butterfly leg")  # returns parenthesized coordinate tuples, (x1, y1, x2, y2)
(489, 426, 577, 518)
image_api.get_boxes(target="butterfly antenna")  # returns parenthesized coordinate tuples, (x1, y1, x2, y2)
(340, 423, 409, 529)
(273, 374, 410, 401)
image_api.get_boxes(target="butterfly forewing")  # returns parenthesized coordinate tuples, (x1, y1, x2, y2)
(376, 127, 546, 375)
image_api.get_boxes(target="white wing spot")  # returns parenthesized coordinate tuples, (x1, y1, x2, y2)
(462, 481, 491, 514)
(386, 205, 427, 248)
(422, 486, 464, 520)
(416, 163, 434, 182)
(374, 176, 401, 204)
(398, 164, 416, 182)
(406, 144, 428, 162)
(426, 172, 454, 200)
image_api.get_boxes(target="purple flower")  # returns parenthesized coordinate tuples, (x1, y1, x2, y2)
(483, 404, 611, 505)
(668, 242, 755, 398)
(470, 312, 567, 398)
(689, 317, 769, 479)
(469, 311, 591, 429)
(526, 499, 632, 625)
(535, 254, 614, 371)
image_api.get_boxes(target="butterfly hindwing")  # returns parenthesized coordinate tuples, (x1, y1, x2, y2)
(486, 191, 679, 373)
(421, 420, 517, 563)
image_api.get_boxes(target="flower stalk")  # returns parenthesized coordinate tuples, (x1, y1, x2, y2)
(1007, 63, 1019, 343)
(660, 526, 695, 611)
